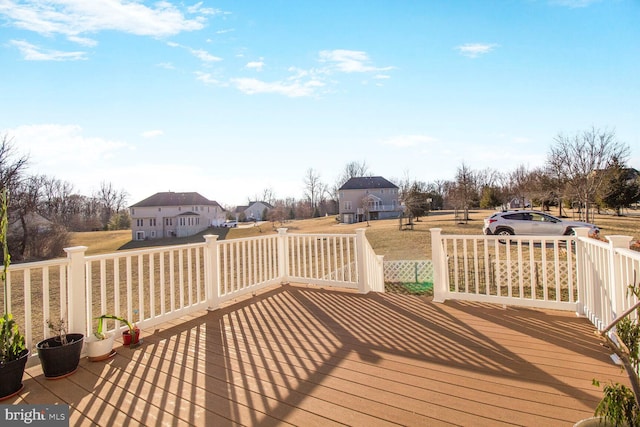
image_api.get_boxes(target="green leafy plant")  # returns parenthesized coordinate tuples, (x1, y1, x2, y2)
(0, 188, 26, 364)
(94, 314, 134, 340)
(595, 274, 640, 426)
(0, 313, 25, 365)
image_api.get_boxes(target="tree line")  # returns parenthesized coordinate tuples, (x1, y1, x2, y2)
(272, 127, 638, 224)
(3, 126, 638, 260)
(1, 135, 130, 262)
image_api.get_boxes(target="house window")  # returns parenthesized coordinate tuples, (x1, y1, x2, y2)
(131, 208, 135, 215)
(150, 218, 156, 227)
(136, 219, 143, 227)
(158, 208, 161, 212)
(165, 218, 172, 226)
(344, 201, 352, 210)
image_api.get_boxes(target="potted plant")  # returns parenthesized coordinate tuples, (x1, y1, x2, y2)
(0, 313, 28, 400)
(85, 314, 136, 360)
(120, 309, 141, 347)
(36, 318, 84, 379)
(0, 188, 29, 400)
(577, 277, 640, 426)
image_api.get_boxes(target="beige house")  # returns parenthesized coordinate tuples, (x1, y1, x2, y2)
(338, 176, 402, 224)
(236, 201, 273, 221)
(129, 192, 225, 240)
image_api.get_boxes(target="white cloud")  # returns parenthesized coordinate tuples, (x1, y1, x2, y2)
(246, 60, 265, 71)
(0, 0, 207, 44)
(319, 49, 393, 73)
(6, 124, 132, 166)
(187, 2, 225, 16)
(190, 48, 222, 63)
(9, 40, 87, 61)
(167, 42, 222, 63)
(230, 77, 324, 98)
(195, 71, 222, 85)
(382, 135, 437, 148)
(141, 130, 164, 138)
(157, 62, 175, 70)
(456, 43, 498, 58)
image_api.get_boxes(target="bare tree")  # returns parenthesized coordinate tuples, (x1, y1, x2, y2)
(546, 127, 630, 223)
(95, 181, 129, 230)
(450, 163, 477, 222)
(0, 134, 29, 193)
(303, 168, 325, 217)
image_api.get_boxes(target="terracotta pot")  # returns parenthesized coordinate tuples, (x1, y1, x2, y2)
(0, 349, 29, 400)
(122, 327, 140, 346)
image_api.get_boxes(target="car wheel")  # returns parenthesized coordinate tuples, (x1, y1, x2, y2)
(496, 228, 513, 244)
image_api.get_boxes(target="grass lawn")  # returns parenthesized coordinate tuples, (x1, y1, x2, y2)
(69, 209, 640, 261)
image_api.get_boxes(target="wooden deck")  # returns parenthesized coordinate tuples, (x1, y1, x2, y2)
(7, 284, 628, 426)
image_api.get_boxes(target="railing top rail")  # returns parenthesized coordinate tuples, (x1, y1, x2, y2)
(616, 247, 640, 259)
(3, 258, 70, 271)
(85, 242, 207, 261)
(441, 234, 577, 241)
(286, 232, 357, 238)
(217, 234, 279, 244)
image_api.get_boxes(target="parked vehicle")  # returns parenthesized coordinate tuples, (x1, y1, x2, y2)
(483, 210, 599, 237)
(221, 220, 238, 228)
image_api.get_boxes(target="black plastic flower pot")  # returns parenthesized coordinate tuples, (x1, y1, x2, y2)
(36, 333, 84, 379)
(0, 349, 29, 400)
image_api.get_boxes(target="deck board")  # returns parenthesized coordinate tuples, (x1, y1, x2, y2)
(6, 284, 627, 426)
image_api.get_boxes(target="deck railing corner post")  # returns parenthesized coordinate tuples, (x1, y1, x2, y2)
(355, 228, 369, 294)
(277, 228, 290, 284)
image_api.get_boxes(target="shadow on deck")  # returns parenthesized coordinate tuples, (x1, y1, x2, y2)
(9, 284, 626, 426)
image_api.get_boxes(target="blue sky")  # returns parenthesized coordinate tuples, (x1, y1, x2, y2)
(1, 0, 638, 207)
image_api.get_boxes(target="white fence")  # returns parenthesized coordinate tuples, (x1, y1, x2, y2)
(430, 227, 640, 330)
(1, 228, 383, 360)
(384, 260, 434, 284)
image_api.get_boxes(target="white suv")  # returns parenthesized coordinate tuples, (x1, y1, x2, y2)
(483, 210, 599, 237)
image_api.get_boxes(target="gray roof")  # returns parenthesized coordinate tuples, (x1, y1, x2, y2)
(338, 176, 398, 191)
(130, 192, 222, 208)
(248, 201, 274, 209)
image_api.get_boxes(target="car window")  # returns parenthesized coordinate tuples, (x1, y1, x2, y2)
(530, 213, 545, 222)
(503, 213, 529, 221)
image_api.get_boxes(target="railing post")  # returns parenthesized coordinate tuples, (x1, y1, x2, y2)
(606, 234, 634, 323)
(573, 228, 590, 317)
(430, 228, 445, 303)
(356, 228, 369, 294)
(277, 228, 290, 284)
(204, 234, 220, 311)
(64, 246, 88, 335)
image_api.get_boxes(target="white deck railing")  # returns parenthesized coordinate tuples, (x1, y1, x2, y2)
(430, 227, 640, 330)
(2, 228, 384, 359)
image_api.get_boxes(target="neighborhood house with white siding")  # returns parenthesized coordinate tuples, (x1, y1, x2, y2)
(129, 191, 226, 240)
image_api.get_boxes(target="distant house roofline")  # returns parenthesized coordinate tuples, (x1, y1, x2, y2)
(130, 191, 222, 208)
(338, 176, 398, 191)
